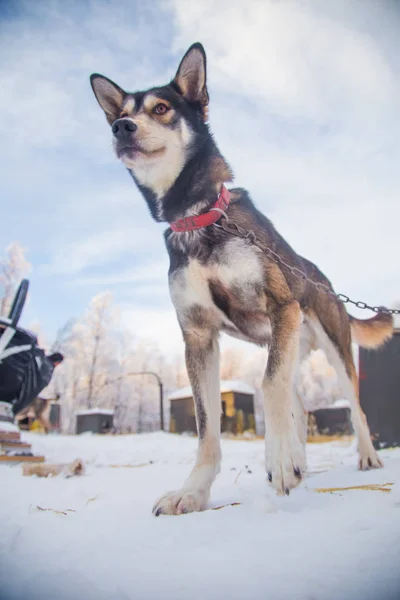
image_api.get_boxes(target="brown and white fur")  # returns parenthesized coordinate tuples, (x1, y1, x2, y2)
(16, 396, 55, 433)
(90, 43, 393, 515)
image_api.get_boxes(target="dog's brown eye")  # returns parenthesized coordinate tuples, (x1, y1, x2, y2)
(154, 103, 169, 115)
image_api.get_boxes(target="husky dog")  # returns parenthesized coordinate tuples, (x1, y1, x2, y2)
(16, 395, 54, 433)
(15, 353, 64, 433)
(90, 43, 393, 515)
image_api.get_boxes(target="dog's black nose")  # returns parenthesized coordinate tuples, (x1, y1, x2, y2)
(111, 118, 137, 137)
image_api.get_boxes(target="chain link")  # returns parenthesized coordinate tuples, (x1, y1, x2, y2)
(216, 220, 400, 315)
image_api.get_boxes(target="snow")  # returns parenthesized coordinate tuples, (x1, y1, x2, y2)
(0, 419, 19, 432)
(1, 432, 400, 600)
(220, 379, 255, 395)
(168, 379, 255, 400)
(74, 408, 114, 416)
(331, 398, 351, 409)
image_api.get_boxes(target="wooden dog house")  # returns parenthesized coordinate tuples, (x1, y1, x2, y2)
(75, 408, 114, 435)
(168, 380, 256, 435)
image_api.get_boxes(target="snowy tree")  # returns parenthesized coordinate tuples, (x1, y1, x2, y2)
(54, 319, 86, 403)
(51, 318, 77, 354)
(108, 329, 139, 432)
(297, 349, 339, 412)
(173, 354, 189, 389)
(45, 295, 193, 434)
(44, 318, 85, 432)
(27, 319, 48, 349)
(220, 347, 246, 380)
(82, 291, 118, 408)
(0, 242, 31, 317)
(240, 348, 268, 388)
(122, 341, 163, 433)
(47, 295, 120, 431)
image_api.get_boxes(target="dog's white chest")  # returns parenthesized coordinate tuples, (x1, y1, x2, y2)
(169, 238, 264, 314)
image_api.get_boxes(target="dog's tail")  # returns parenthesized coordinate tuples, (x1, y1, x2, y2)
(349, 311, 393, 349)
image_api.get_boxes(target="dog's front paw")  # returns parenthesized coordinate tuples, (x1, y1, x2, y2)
(358, 446, 383, 470)
(152, 489, 209, 516)
(265, 429, 306, 496)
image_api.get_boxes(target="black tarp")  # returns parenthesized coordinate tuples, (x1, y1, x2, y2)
(0, 327, 55, 415)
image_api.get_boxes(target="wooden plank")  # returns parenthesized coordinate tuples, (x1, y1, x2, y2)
(0, 454, 45, 463)
(22, 459, 84, 477)
(0, 442, 31, 451)
(315, 483, 394, 494)
(0, 431, 21, 442)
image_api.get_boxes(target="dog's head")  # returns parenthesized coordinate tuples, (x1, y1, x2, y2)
(90, 43, 210, 203)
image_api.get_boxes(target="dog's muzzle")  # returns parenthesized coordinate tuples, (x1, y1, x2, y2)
(112, 118, 137, 143)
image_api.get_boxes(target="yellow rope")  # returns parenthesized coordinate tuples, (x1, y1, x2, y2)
(315, 483, 394, 494)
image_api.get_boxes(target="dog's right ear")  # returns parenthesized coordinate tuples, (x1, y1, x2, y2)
(90, 74, 126, 125)
(172, 43, 209, 108)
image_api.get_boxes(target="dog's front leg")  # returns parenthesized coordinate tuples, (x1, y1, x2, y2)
(38, 415, 51, 434)
(153, 327, 221, 516)
(263, 300, 306, 495)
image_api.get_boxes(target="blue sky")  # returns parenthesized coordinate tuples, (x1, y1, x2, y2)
(1, 0, 399, 355)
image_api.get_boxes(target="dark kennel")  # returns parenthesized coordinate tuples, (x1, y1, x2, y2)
(359, 329, 400, 448)
(76, 410, 114, 435)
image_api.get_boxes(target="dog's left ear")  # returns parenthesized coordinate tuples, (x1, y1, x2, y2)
(90, 74, 126, 125)
(172, 43, 209, 110)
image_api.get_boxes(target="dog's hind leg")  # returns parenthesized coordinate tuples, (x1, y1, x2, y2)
(292, 389, 308, 448)
(262, 300, 306, 495)
(307, 310, 383, 470)
(153, 324, 221, 516)
(347, 359, 383, 469)
(38, 414, 51, 434)
(292, 319, 315, 448)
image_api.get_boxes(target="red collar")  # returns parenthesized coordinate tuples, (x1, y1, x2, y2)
(170, 185, 230, 232)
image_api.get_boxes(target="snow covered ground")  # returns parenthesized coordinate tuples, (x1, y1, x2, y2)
(1, 432, 400, 600)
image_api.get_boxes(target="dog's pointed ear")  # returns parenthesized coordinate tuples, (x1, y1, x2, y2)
(90, 74, 126, 124)
(172, 43, 209, 108)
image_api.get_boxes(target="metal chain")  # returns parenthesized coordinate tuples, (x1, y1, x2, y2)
(215, 219, 400, 315)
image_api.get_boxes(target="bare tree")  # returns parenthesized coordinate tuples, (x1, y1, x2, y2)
(83, 291, 117, 408)
(51, 318, 77, 353)
(52, 292, 118, 423)
(0, 242, 31, 317)
(297, 349, 339, 412)
(49, 318, 81, 402)
(220, 347, 246, 380)
(46, 292, 243, 434)
(27, 319, 48, 348)
(173, 354, 189, 389)
(112, 330, 137, 432)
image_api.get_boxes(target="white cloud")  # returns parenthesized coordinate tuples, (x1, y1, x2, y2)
(172, 0, 398, 123)
(71, 260, 169, 287)
(121, 304, 183, 356)
(41, 222, 164, 276)
(34, 177, 165, 276)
